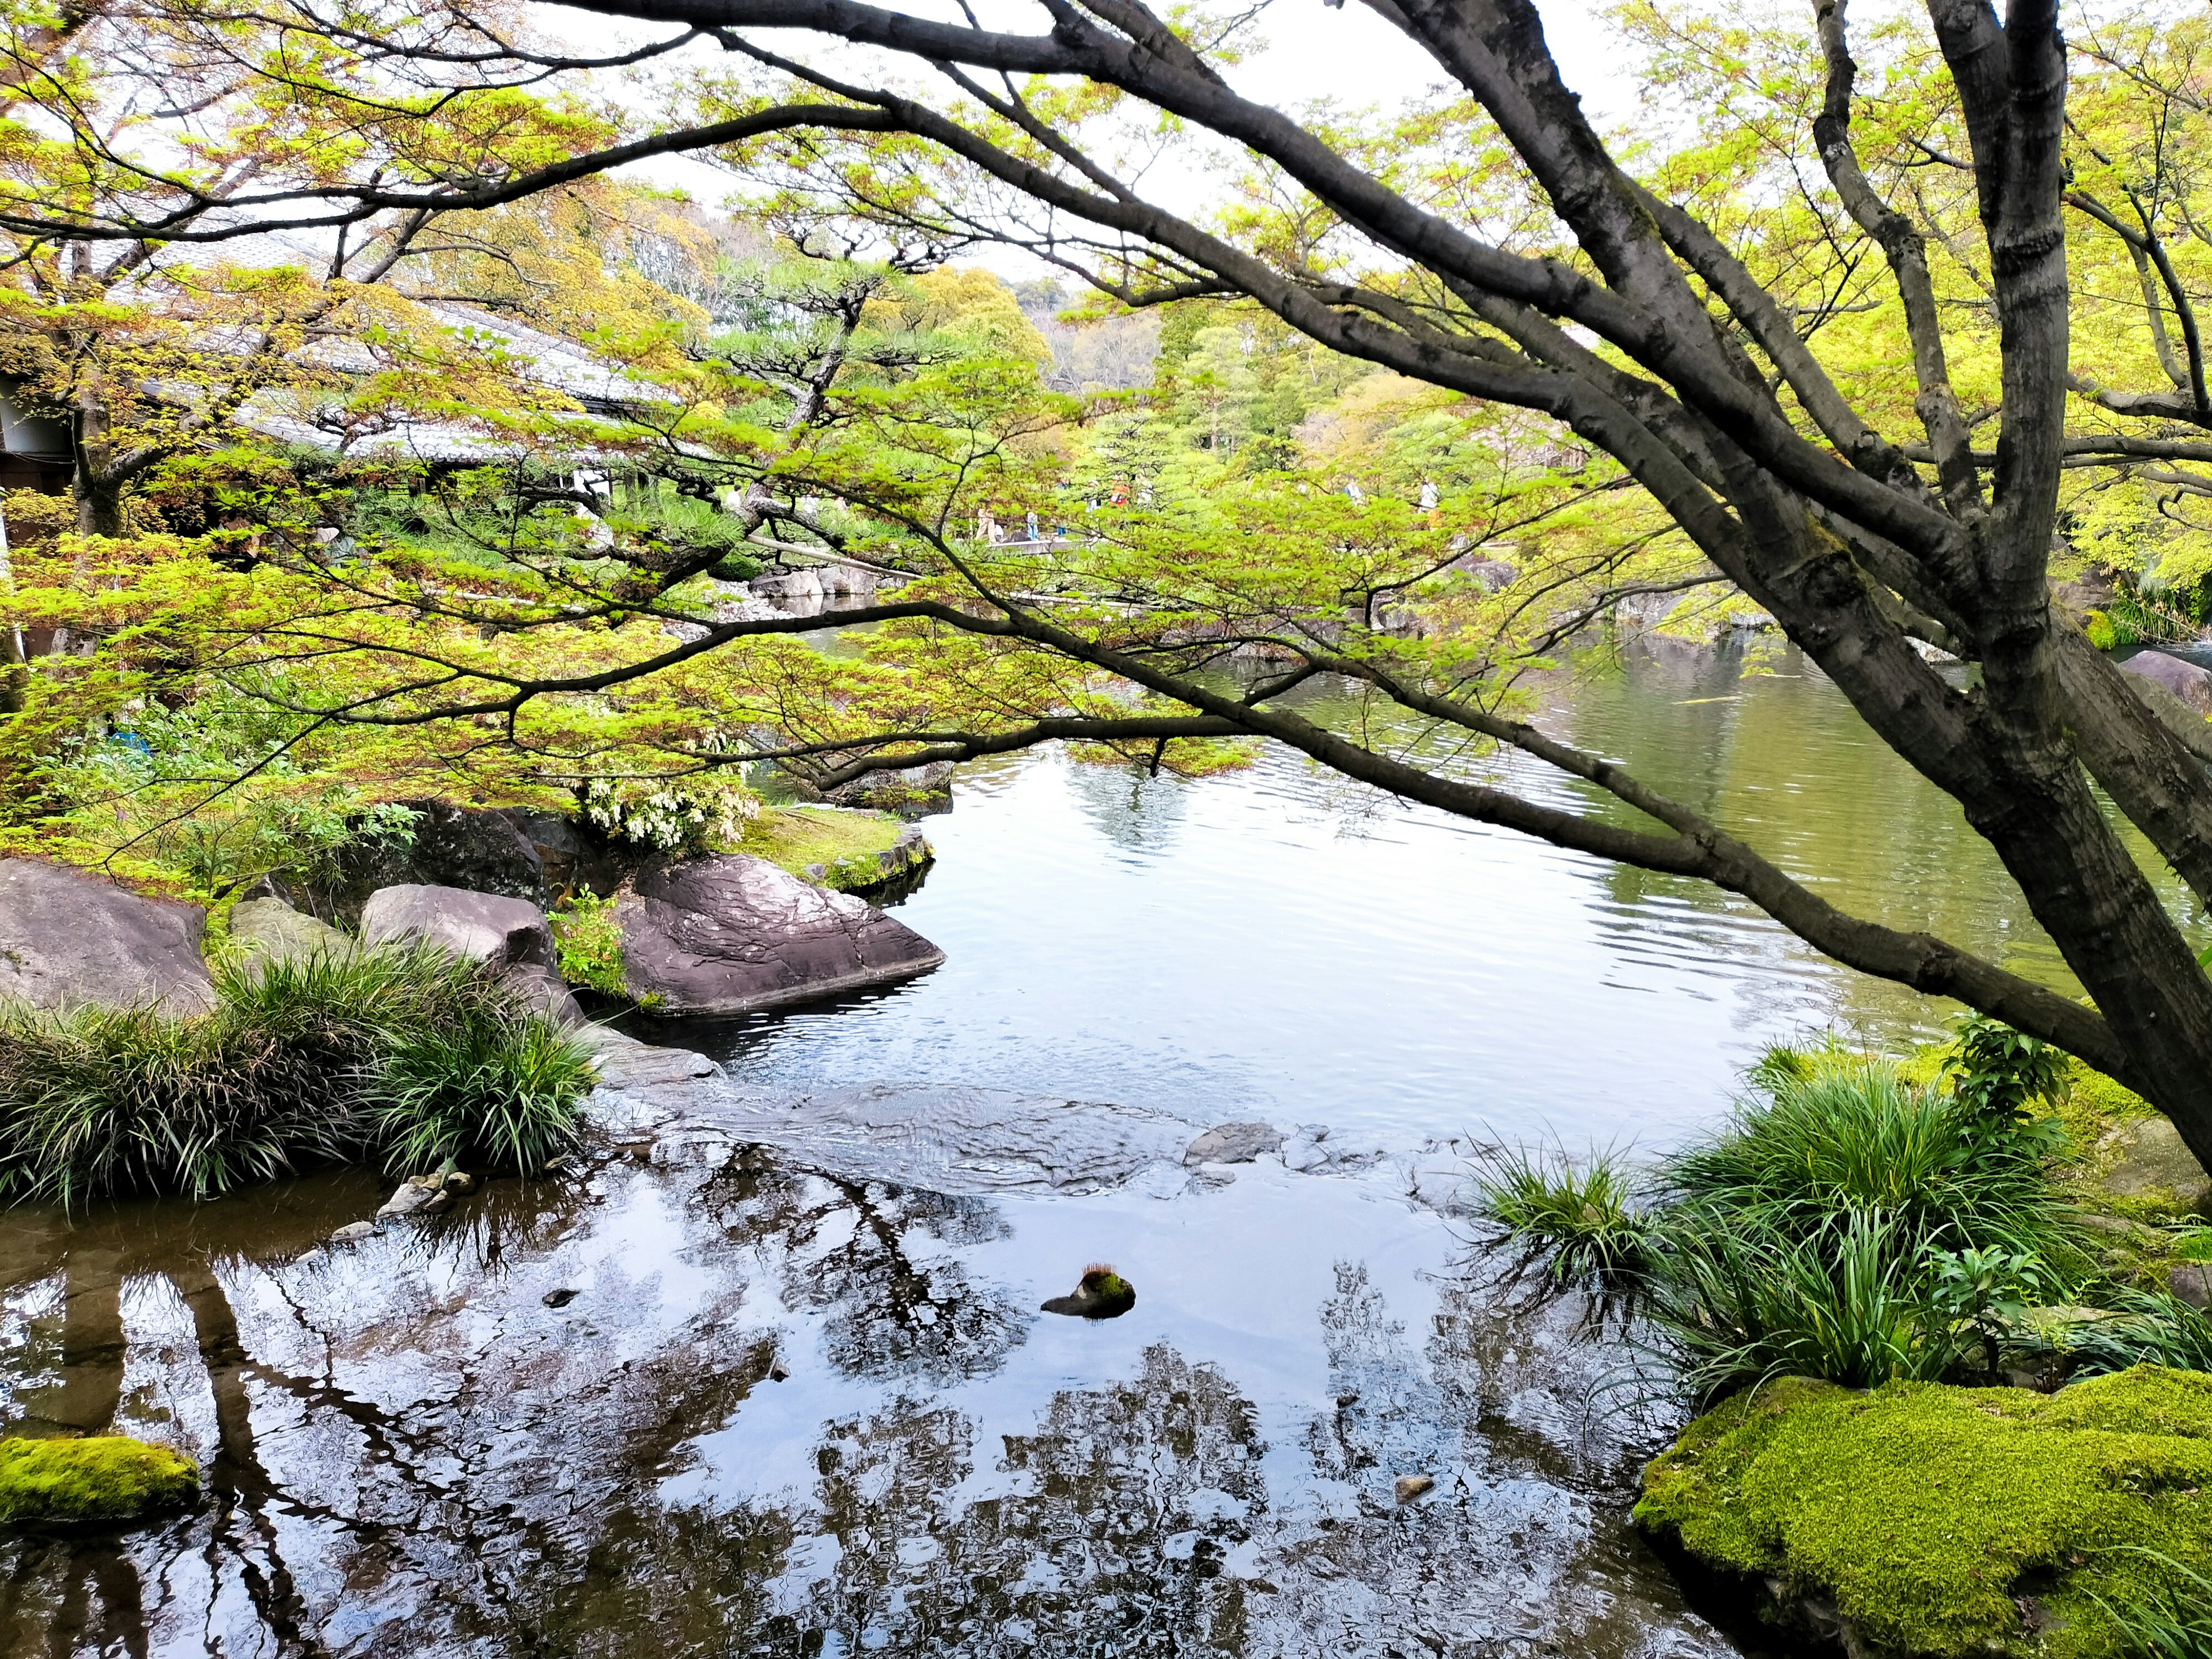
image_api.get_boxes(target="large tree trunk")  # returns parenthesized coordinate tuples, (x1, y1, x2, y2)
(72, 382, 126, 537)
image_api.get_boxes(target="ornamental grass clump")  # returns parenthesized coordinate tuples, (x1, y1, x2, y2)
(1468, 1144, 1654, 1279)
(1478, 1024, 2116, 1402)
(0, 944, 593, 1207)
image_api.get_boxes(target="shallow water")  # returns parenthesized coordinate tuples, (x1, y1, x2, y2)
(4, 639, 2190, 1657)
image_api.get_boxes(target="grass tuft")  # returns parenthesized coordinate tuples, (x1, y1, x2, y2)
(1469, 1143, 1653, 1278)
(0, 944, 592, 1206)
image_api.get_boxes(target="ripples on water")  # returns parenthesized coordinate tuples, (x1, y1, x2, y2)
(697, 638, 2199, 1154)
(5, 639, 2185, 1657)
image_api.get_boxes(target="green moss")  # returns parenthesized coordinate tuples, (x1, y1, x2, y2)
(0, 1436, 199, 1527)
(734, 807, 924, 891)
(1635, 1367, 2212, 1658)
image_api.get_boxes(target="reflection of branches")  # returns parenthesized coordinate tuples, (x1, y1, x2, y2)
(695, 1146, 1027, 1386)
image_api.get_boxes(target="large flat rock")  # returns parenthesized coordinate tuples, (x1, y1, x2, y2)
(0, 859, 216, 1015)
(619, 854, 944, 1016)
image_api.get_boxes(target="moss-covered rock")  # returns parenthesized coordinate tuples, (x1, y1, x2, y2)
(735, 806, 931, 892)
(1635, 1368, 2212, 1658)
(0, 1436, 200, 1528)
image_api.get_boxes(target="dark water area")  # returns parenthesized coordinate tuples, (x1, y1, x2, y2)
(4, 639, 2194, 1657)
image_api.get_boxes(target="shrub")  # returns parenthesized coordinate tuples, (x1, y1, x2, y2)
(1640, 1209, 1956, 1397)
(1469, 1143, 1653, 1278)
(1663, 1047, 2075, 1267)
(551, 887, 628, 997)
(0, 945, 593, 1205)
(579, 776, 760, 853)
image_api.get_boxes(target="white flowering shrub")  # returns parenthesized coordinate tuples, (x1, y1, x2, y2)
(580, 778, 760, 854)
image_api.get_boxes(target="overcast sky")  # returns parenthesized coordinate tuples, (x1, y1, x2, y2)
(538, 0, 1653, 279)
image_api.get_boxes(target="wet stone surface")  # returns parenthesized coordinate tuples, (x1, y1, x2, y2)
(0, 1088, 1733, 1659)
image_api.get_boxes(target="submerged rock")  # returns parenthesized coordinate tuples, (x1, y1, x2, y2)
(1184, 1122, 1283, 1166)
(0, 1436, 199, 1528)
(616, 853, 944, 1016)
(1394, 1474, 1435, 1504)
(1041, 1266, 1137, 1319)
(226, 896, 349, 970)
(328, 1221, 378, 1245)
(0, 859, 216, 1016)
(1636, 1368, 2212, 1659)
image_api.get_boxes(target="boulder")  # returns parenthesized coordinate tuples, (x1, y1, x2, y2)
(0, 859, 216, 1016)
(226, 897, 348, 970)
(2051, 565, 2119, 618)
(1183, 1122, 1284, 1166)
(357, 883, 578, 1021)
(815, 763, 956, 818)
(2098, 1114, 2212, 1215)
(2120, 649, 2212, 717)
(617, 854, 945, 1016)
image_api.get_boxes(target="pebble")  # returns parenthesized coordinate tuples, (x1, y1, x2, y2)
(1394, 1475, 1435, 1505)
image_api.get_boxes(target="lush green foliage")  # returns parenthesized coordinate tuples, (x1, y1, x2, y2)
(551, 887, 628, 998)
(1482, 1032, 2113, 1400)
(0, 947, 591, 1205)
(1635, 1369, 2212, 1659)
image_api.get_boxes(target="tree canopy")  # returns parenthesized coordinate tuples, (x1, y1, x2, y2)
(13, 0, 2212, 1164)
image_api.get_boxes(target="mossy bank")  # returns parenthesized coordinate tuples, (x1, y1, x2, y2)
(1635, 1366, 2212, 1658)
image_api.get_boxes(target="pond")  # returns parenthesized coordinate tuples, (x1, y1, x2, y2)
(3, 639, 2188, 1658)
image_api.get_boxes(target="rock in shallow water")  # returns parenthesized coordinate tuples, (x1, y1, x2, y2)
(1041, 1266, 1137, 1319)
(1183, 1122, 1283, 1165)
(374, 1183, 438, 1222)
(0, 859, 215, 1016)
(0, 1436, 199, 1528)
(617, 854, 944, 1016)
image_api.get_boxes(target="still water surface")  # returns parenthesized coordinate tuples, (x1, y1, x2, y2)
(3, 640, 2185, 1657)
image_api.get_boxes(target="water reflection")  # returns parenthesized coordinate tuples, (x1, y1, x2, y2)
(1, 1141, 1727, 1658)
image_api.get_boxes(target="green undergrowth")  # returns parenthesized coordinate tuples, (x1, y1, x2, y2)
(734, 805, 918, 890)
(0, 1436, 200, 1527)
(551, 887, 628, 997)
(1634, 1367, 2212, 1659)
(1474, 1022, 2123, 1400)
(0, 946, 593, 1206)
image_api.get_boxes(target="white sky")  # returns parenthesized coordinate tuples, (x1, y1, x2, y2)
(534, 0, 1658, 279)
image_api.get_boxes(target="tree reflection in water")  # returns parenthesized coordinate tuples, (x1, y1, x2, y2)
(0, 1141, 1728, 1658)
